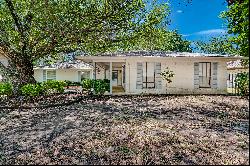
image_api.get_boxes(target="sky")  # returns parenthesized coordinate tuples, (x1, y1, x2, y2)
(164, 0, 228, 42)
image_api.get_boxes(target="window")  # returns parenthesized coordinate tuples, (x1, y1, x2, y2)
(46, 70, 56, 80)
(136, 62, 161, 89)
(79, 71, 90, 82)
(199, 62, 211, 88)
(142, 62, 156, 89)
(81, 71, 90, 80)
(43, 70, 56, 81)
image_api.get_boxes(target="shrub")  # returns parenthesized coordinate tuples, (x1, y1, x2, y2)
(20, 80, 67, 97)
(235, 72, 249, 96)
(64, 80, 82, 86)
(0, 82, 13, 96)
(82, 79, 93, 91)
(103, 79, 110, 92)
(42, 80, 66, 94)
(93, 79, 109, 95)
(160, 67, 175, 84)
(82, 79, 109, 95)
(20, 83, 44, 97)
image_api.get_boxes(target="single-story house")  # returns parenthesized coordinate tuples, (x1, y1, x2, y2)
(76, 51, 246, 95)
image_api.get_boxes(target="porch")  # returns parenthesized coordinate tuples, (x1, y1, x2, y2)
(76, 56, 127, 94)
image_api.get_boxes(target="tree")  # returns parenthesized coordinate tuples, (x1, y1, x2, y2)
(0, 0, 169, 86)
(220, 0, 249, 58)
(124, 28, 192, 52)
(194, 36, 239, 55)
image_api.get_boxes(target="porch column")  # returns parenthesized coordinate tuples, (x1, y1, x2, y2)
(110, 62, 112, 94)
(93, 61, 96, 80)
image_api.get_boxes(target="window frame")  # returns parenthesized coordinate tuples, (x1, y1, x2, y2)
(78, 70, 91, 82)
(142, 62, 156, 89)
(199, 62, 212, 88)
(43, 69, 57, 81)
(45, 70, 56, 81)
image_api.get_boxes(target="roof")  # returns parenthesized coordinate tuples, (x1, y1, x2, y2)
(34, 52, 92, 70)
(81, 50, 236, 57)
(227, 60, 249, 70)
(34, 60, 92, 70)
(76, 50, 247, 63)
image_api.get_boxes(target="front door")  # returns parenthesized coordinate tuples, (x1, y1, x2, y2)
(112, 70, 118, 86)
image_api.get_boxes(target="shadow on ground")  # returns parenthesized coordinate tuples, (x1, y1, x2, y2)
(0, 95, 249, 165)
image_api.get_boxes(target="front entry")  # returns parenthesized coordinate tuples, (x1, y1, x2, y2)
(112, 70, 118, 86)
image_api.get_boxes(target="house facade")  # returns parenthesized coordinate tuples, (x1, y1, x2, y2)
(34, 61, 93, 82)
(76, 51, 245, 95)
(0, 54, 93, 83)
(1, 51, 246, 95)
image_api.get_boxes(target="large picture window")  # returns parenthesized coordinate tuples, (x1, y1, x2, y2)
(199, 62, 211, 88)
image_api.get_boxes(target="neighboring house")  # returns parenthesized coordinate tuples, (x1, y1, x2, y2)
(227, 60, 249, 92)
(76, 51, 245, 95)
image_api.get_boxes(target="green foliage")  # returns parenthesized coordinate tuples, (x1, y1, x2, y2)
(0, 82, 13, 96)
(20, 83, 44, 97)
(64, 80, 82, 86)
(0, 0, 170, 84)
(82, 79, 109, 95)
(220, 0, 249, 58)
(93, 80, 109, 95)
(103, 79, 110, 92)
(42, 80, 66, 94)
(20, 80, 67, 97)
(235, 72, 249, 96)
(195, 36, 239, 55)
(123, 29, 192, 52)
(82, 79, 94, 91)
(160, 67, 175, 84)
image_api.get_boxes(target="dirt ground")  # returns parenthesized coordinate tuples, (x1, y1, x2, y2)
(0, 95, 249, 165)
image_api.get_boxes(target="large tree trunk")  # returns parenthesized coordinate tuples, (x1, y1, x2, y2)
(10, 58, 36, 96)
(0, 57, 36, 96)
(15, 59, 36, 85)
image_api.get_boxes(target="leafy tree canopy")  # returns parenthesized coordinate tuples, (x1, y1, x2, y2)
(220, 0, 249, 57)
(122, 28, 192, 52)
(0, 0, 170, 85)
(194, 36, 239, 55)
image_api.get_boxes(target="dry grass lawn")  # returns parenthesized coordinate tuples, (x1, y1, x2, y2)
(0, 95, 249, 165)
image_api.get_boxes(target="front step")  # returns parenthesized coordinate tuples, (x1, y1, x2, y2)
(112, 86, 125, 93)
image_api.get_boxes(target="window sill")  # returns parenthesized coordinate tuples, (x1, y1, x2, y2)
(199, 87, 211, 89)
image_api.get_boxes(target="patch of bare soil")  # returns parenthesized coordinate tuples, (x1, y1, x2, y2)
(0, 95, 249, 165)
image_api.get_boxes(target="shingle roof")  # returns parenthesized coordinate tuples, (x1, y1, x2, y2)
(34, 52, 92, 69)
(227, 60, 248, 69)
(36, 60, 92, 69)
(92, 50, 232, 57)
